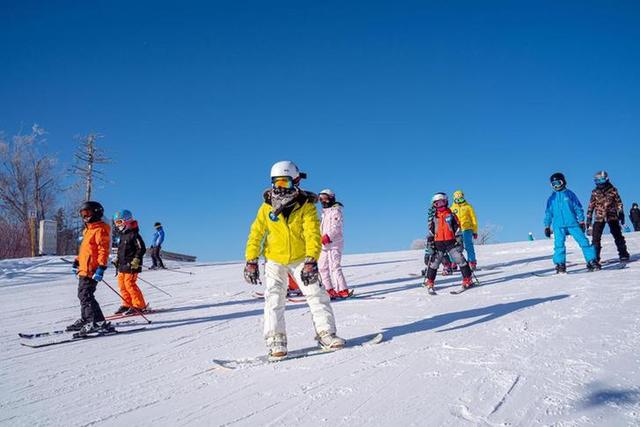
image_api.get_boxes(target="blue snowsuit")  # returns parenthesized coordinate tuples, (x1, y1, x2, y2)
(544, 190, 596, 265)
(151, 227, 165, 247)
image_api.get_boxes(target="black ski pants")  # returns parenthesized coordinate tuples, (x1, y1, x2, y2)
(151, 246, 165, 268)
(633, 221, 640, 232)
(425, 241, 472, 282)
(591, 220, 629, 261)
(78, 276, 105, 323)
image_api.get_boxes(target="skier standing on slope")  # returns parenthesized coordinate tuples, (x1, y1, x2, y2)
(586, 171, 630, 262)
(66, 201, 115, 334)
(112, 210, 148, 315)
(149, 222, 166, 270)
(630, 203, 640, 232)
(243, 161, 345, 360)
(449, 190, 479, 270)
(423, 193, 474, 291)
(318, 189, 350, 300)
(544, 172, 599, 273)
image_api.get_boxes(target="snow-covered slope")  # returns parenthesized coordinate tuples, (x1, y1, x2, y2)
(1, 234, 640, 426)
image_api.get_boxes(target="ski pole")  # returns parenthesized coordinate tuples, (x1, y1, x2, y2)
(150, 267, 194, 276)
(101, 279, 152, 324)
(472, 270, 481, 286)
(138, 276, 173, 297)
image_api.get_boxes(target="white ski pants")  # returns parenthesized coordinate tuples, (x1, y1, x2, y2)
(263, 260, 337, 339)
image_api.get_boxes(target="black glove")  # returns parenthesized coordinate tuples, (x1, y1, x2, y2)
(579, 222, 586, 232)
(619, 211, 625, 225)
(544, 227, 552, 238)
(72, 259, 79, 276)
(243, 260, 259, 284)
(300, 257, 319, 285)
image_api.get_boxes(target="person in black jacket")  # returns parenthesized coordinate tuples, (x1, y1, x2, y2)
(112, 210, 148, 315)
(631, 203, 640, 232)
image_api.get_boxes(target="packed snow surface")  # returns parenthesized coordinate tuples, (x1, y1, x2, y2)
(1, 234, 640, 426)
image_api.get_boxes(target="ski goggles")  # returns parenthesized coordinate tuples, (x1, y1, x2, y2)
(114, 218, 126, 226)
(433, 199, 447, 208)
(551, 179, 564, 190)
(594, 177, 607, 185)
(79, 209, 92, 219)
(454, 197, 465, 204)
(272, 176, 294, 190)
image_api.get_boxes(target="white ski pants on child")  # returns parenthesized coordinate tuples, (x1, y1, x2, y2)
(263, 260, 337, 339)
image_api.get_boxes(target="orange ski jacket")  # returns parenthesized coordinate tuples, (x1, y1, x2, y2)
(76, 221, 111, 278)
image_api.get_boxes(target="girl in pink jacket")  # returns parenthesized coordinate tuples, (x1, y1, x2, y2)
(318, 189, 350, 299)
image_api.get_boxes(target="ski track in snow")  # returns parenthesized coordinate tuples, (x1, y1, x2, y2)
(1, 234, 640, 426)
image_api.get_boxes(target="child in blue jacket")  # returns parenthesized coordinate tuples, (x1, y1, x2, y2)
(544, 172, 599, 273)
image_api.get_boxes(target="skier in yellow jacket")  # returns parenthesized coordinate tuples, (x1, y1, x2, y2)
(450, 190, 479, 270)
(244, 160, 345, 361)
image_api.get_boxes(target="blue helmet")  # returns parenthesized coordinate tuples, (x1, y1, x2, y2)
(113, 209, 133, 222)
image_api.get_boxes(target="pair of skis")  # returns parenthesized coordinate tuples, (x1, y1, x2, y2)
(19, 321, 148, 348)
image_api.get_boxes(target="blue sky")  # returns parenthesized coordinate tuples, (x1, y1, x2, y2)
(1, 1, 639, 261)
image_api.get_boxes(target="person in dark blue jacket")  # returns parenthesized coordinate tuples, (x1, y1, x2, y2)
(544, 172, 599, 273)
(150, 222, 166, 269)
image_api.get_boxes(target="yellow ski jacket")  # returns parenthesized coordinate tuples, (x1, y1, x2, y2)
(450, 202, 478, 233)
(245, 191, 322, 264)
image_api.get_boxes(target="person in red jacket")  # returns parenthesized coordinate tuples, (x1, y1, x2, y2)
(423, 193, 474, 292)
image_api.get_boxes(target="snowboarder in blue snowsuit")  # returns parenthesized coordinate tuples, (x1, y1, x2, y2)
(544, 172, 599, 274)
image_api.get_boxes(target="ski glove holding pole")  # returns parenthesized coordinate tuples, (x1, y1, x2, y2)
(92, 266, 107, 282)
(130, 258, 141, 270)
(544, 227, 552, 238)
(72, 259, 79, 276)
(301, 257, 319, 285)
(244, 259, 259, 284)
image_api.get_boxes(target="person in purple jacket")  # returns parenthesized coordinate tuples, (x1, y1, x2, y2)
(318, 189, 350, 299)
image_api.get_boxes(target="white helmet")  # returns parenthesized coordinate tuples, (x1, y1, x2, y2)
(432, 192, 448, 204)
(270, 160, 306, 180)
(319, 188, 335, 197)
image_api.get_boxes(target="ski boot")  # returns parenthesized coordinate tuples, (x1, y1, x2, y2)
(287, 288, 303, 298)
(337, 289, 351, 299)
(555, 263, 567, 274)
(66, 318, 87, 332)
(424, 278, 436, 295)
(266, 333, 288, 361)
(77, 321, 115, 336)
(114, 305, 129, 315)
(316, 331, 346, 351)
(586, 260, 602, 271)
(326, 288, 339, 300)
(462, 277, 473, 289)
(620, 254, 630, 262)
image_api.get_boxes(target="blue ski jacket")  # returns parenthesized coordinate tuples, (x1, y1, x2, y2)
(152, 227, 165, 247)
(544, 190, 585, 228)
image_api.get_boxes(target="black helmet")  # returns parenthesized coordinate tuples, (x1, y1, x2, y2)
(550, 172, 566, 191)
(154, 222, 162, 228)
(79, 201, 104, 223)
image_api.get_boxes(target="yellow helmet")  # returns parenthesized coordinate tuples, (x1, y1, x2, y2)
(453, 190, 465, 202)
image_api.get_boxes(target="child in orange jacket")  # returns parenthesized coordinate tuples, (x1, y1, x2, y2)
(67, 201, 115, 334)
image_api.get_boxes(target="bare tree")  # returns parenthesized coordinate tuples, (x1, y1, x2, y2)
(70, 133, 111, 201)
(0, 124, 59, 257)
(476, 223, 503, 245)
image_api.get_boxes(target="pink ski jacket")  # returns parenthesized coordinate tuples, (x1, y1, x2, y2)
(320, 204, 344, 246)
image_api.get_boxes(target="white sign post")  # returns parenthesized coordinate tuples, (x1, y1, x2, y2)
(39, 220, 57, 255)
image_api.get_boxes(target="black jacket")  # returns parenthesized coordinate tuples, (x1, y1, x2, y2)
(115, 225, 146, 273)
(631, 206, 640, 225)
